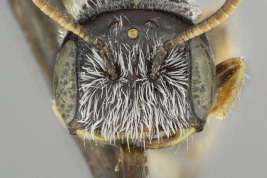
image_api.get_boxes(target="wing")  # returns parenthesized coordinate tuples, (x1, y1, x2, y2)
(7, 0, 122, 177)
(7, 0, 67, 90)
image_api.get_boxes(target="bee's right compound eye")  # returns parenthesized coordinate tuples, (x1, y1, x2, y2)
(53, 40, 78, 124)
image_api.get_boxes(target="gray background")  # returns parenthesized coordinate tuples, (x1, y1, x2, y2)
(0, 0, 266, 177)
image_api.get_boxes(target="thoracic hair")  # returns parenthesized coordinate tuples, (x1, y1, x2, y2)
(71, 0, 201, 22)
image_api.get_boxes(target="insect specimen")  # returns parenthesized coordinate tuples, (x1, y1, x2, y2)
(9, 0, 246, 177)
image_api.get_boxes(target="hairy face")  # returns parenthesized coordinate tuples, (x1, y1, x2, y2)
(54, 0, 215, 143)
(78, 39, 191, 142)
(74, 6, 198, 142)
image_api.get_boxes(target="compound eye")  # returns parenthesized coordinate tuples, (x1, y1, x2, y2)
(190, 37, 216, 120)
(53, 40, 77, 124)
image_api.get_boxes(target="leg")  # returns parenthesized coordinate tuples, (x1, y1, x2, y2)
(210, 57, 246, 118)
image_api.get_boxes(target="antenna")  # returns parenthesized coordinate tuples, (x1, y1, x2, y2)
(32, 0, 96, 43)
(165, 0, 242, 49)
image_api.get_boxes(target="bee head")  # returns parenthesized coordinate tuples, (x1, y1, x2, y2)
(42, 0, 241, 148)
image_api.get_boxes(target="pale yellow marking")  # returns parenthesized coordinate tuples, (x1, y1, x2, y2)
(52, 100, 65, 125)
(144, 127, 196, 149)
(76, 127, 196, 149)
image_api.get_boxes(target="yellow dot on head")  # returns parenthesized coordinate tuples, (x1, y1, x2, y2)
(127, 29, 139, 39)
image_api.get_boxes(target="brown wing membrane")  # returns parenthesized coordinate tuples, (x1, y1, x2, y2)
(77, 139, 123, 178)
(8, 1, 123, 178)
(8, 0, 66, 90)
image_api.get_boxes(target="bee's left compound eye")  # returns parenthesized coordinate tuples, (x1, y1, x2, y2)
(53, 40, 78, 124)
(189, 37, 216, 120)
